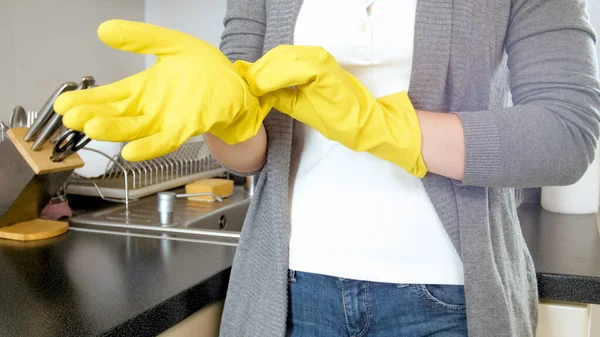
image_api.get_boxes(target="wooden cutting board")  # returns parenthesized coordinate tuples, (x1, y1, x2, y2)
(0, 219, 68, 241)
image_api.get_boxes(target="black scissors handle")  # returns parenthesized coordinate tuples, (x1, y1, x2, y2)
(51, 129, 91, 162)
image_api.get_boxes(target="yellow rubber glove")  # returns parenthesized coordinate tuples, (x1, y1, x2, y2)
(239, 45, 428, 178)
(53, 20, 271, 162)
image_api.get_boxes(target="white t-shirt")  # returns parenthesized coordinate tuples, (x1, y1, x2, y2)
(288, 0, 465, 285)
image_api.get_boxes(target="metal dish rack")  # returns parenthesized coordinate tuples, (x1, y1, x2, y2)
(65, 140, 227, 207)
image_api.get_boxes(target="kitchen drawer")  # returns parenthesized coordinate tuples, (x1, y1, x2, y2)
(537, 301, 591, 337)
(159, 300, 224, 337)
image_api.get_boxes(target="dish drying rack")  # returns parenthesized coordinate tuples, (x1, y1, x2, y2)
(64, 139, 227, 207)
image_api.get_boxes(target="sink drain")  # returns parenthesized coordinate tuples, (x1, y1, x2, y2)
(219, 215, 227, 230)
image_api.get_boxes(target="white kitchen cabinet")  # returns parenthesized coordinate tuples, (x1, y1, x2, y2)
(158, 300, 224, 337)
(537, 301, 591, 337)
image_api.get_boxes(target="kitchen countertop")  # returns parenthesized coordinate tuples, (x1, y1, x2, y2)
(0, 230, 235, 337)
(0, 202, 599, 337)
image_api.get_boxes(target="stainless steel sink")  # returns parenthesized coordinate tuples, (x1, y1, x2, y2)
(69, 186, 251, 246)
(185, 199, 247, 232)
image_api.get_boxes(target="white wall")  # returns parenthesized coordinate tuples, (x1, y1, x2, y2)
(0, 0, 145, 124)
(0, 0, 18, 125)
(144, 0, 227, 68)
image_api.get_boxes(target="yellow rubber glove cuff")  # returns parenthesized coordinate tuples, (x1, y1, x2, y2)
(374, 92, 428, 178)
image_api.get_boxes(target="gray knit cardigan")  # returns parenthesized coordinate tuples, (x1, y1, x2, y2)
(217, 0, 600, 336)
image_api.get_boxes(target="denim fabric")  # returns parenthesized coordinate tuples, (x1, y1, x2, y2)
(287, 270, 467, 337)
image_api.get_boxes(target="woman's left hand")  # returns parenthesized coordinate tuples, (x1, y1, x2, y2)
(239, 45, 428, 178)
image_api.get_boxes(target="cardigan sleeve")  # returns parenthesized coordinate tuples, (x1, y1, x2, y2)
(214, 0, 267, 177)
(455, 0, 600, 188)
(220, 0, 266, 63)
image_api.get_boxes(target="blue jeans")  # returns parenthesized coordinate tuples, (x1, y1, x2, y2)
(287, 270, 468, 337)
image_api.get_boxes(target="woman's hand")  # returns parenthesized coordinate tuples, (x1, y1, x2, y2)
(53, 20, 272, 162)
(240, 45, 428, 178)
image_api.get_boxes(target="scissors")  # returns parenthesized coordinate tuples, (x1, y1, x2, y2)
(51, 129, 91, 162)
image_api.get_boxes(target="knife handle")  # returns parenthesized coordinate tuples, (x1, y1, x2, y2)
(23, 82, 78, 142)
(30, 114, 63, 151)
(30, 77, 96, 151)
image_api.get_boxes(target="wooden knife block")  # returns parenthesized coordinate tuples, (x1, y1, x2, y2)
(0, 128, 83, 241)
(7, 128, 84, 175)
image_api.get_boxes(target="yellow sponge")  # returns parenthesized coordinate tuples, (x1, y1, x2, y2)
(184, 178, 234, 202)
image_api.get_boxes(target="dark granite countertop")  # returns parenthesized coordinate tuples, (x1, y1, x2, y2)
(0, 202, 599, 337)
(0, 230, 235, 337)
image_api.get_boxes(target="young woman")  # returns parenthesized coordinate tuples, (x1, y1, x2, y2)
(53, 0, 600, 336)
(208, 0, 600, 336)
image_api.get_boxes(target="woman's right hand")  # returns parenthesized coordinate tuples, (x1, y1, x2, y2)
(53, 19, 272, 162)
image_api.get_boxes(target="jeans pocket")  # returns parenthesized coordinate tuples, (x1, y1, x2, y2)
(414, 284, 466, 314)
